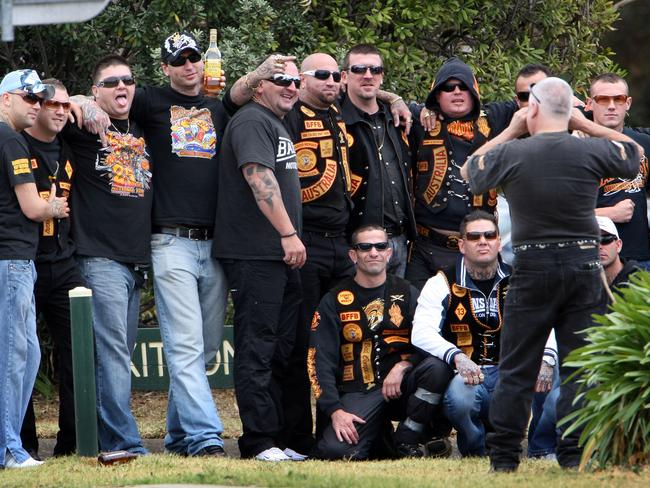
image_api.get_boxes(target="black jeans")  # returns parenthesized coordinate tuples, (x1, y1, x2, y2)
(21, 257, 85, 456)
(486, 244, 605, 468)
(222, 259, 302, 458)
(405, 237, 459, 291)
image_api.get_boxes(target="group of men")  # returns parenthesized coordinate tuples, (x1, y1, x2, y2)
(0, 29, 647, 472)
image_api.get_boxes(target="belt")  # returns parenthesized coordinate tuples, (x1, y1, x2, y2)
(305, 229, 346, 238)
(513, 239, 598, 253)
(416, 224, 460, 250)
(153, 226, 214, 241)
(385, 224, 405, 237)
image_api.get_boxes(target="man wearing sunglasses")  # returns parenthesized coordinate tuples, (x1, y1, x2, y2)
(18, 78, 83, 460)
(215, 59, 305, 461)
(462, 77, 643, 471)
(412, 211, 557, 457)
(0, 69, 69, 469)
(64, 54, 152, 456)
(406, 57, 517, 291)
(597, 216, 641, 291)
(339, 44, 416, 278)
(308, 225, 452, 459)
(587, 73, 650, 271)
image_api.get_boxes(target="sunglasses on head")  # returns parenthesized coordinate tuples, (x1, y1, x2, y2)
(9, 91, 41, 105)
(168, 51, 203, 67)
(43, 100, 71, 112)
(440, 81, 470, 93)
(302, 69, 341, 82)
(464, 230, 498, 241)
(348, 64, 384, 75)
(352, 241, 390, 252)
(267, 73, 301, 89)
(592, 94, 628, 106)
(599, 234, 618, 245)
(96, 75, 136, 88)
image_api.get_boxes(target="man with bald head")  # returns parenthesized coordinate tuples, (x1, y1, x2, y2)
(225, 52, 354, 456)
(461, 77, 642, 471)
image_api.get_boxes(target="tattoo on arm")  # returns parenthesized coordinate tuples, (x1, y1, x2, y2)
(243, 164, 279, 210)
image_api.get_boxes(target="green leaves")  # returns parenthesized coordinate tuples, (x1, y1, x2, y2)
(562, 270, 650, 469)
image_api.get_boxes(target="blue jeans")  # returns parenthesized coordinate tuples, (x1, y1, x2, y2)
(0, 260, 39, 466)
(77, 257, 147, 454)
(528, 366, 560, 457)
(151, 234, 227, 454)
(443, 366, 499, 457)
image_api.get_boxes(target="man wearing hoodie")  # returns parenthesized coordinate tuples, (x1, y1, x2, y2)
(406, 57, 516, 290)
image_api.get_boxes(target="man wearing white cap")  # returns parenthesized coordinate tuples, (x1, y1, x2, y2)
(597, 215, 641, 289)
(0, 69, 69, 469)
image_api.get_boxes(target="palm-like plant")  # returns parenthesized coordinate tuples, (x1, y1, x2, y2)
(561, 270, 650, 469)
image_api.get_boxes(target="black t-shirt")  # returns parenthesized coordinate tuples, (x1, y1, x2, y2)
(130, 85, 229, 227)
(597, 128, 650, 261)
(64, 118, 153, 263)
(213, 103, 301, 260)
(0, 123, 38, 260)
(468, 132, 640, 245)
(22, 132, 76, 262)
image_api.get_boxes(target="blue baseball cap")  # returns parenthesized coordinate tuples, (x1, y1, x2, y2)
(0, 69, 54, 99)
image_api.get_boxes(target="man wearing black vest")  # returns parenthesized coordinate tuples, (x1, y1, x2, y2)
(308, 225, 452, 459)
(19, 79, 83, 459)
(412, 210, 558, 457)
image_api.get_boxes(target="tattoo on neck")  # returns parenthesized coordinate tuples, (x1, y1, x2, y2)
(466, 263, 498, 281)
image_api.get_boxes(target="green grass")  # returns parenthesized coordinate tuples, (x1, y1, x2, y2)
(1, 456, 648, 488)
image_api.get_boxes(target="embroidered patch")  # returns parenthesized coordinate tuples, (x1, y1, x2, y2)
(30, 158, 38, 169)
(65, 160, 73, 179)
(310, 311, 320, 331)
(455, 302, 467, 321)
(388, 302, 404, 327)
(319, 138, 333, 158)
(300, 130, 331, 139)
(429, 119, 441, 137)
(363, 299, 384, 330)
(300, 105, 316, 117)
(360, 340, 374, 384)
(452, 283, 467, 297)
(450, 324, 470, 333)
(301, 159, 337, 201)
(341, 343, 354, 362)
(304, 120, 324, 130)
(297, 148, 318, 173)
(456, 331, 472, 346)
(337, 290, 355, 305)
(343, 364, 354, 381)
(343, 323, 363, 343)
(12, 158, 30, 175)
(346, 132, 354, 147)
(340, 311, 361, 322)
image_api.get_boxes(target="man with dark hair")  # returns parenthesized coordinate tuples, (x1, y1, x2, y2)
(308, 225, 452, 460)
(19, 78, 83, 459)
(214, 58, 305, 461)
(513, 64, 552, 107)
(65, 54, 151, 455)
(586, 73, 650, 269)
(406, 57, 516, 290)
(79, 33, 231, 457)
(412, 210, 557, 456)
(341, 44, 416, 277)
(0, 69, 67, 469)
(461, 77, 642, 471)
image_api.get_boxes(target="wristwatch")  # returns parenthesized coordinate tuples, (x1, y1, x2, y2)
(542, 354, 556, 367)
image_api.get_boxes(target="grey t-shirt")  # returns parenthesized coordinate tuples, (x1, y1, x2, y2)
(213, 102, 301, 260)
(467, 131, 639, 246)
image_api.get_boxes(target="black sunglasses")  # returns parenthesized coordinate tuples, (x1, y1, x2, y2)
(352, 241, 390, 252)
(168, 51, 203, 67)
(302, 69, 341, 82)
(9, 92, 41, 105)
(267, 73, 301, 89)
(600, 234, 618, 245)
(516, 83, 537, 102)
(96, 75, 136, 88)
(348, 64, 384, 75)
(464, 230, 498, 241)
(440, 81, 470, 93)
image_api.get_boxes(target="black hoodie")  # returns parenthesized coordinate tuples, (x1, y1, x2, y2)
(424, 57, 481, 120)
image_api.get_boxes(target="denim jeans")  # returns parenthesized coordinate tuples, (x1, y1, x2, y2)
(0, 260, 39, 467)
(77, 257, 147, 454)
(487, 245, 604, 468)
(443, 366, 499, 457)
(528, 366, 560, 457)
(151, 234, 227, 455)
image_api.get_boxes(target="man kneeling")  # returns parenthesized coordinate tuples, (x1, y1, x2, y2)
(308, 225, 452, 459)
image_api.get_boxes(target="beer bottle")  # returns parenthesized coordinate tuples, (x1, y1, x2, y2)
(203, 28, 222, 96)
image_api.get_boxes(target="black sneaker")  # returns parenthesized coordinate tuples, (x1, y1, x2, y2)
(489, 463, 518, 473)
(192, 445, 227, 457)
(396, 443, 424, 458)
(425, 437, 452, 458)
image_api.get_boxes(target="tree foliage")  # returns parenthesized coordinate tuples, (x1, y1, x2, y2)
(1, 0, 621, 102)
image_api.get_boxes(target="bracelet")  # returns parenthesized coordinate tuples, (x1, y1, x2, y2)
(244, 73, 258, 91)
(390, 96, 403, 105)
(280, 230, 297, 238)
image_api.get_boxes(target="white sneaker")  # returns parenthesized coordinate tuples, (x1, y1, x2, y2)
(283, 448, 308, 461)
(255, 447, 291, 461)
(4, 452, 44, 469)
